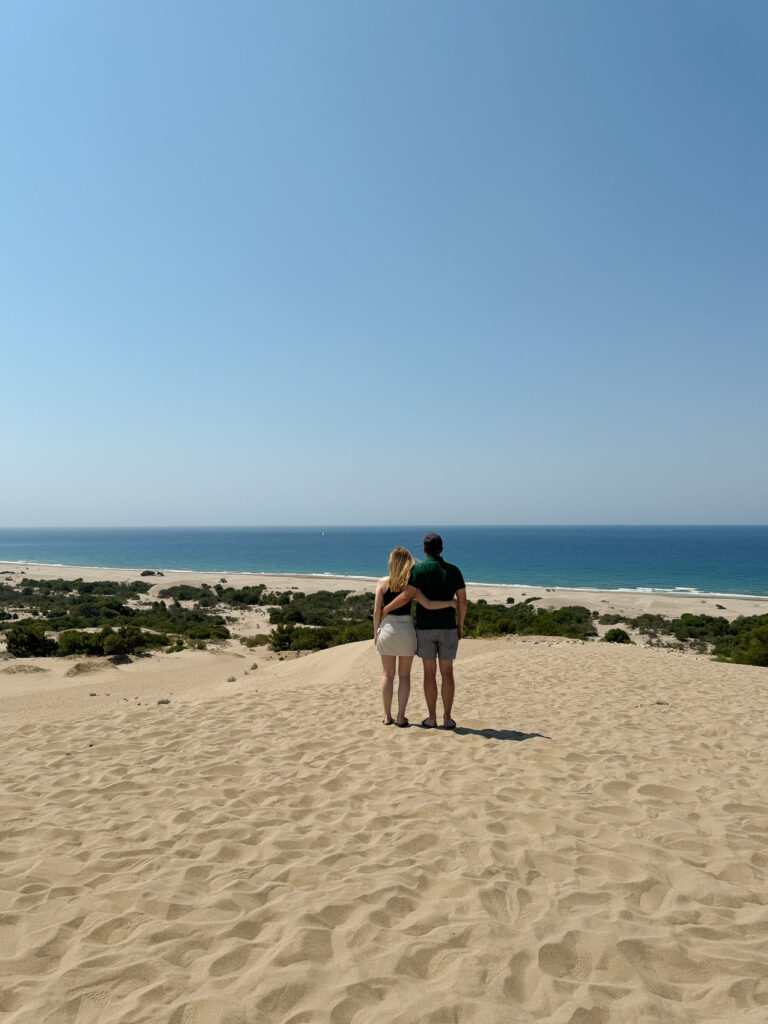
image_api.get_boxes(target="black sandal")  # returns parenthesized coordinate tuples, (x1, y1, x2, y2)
(395, 718, 410, 728)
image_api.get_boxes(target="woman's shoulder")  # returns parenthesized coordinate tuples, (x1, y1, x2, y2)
(377, 576, 389, 589)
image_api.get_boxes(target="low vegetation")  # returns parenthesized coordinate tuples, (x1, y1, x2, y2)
(0, 577, 230, 656)
(464, 600, 596, 640)
(599, 611, 768, 666)
(603, 627, 633, 644)
(2, 577, 766, 667)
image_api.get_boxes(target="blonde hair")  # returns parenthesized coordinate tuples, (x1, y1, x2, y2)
(388, 547, 415, 594)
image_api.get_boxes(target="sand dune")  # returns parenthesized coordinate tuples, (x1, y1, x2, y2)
(2, 637, 767, 1022)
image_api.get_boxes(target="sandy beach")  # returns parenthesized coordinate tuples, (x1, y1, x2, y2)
(3, 560, 767, 623)
(2, 564, 768, 1022)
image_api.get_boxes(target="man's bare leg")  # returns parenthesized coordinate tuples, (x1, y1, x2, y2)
(422, 658, 438, 726)
(439, 659, 455, 727)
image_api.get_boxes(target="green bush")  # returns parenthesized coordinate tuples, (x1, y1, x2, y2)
(58, 630, 106, 656)
(158, 585, 209, 601)
(287, 628, 323, 651)
(268, 623, 295, 651)
(463, 601, 596, 641)
(74, 580, 150, 596)
(260, 590, 294, 606)
(715, 622, 768, 667)
(6, 622, 58, 657)
(103, 625, 166, 657)
(243, 634, 271, 648)
(223, 585, 267, 606)
(603, 628, 633, 644)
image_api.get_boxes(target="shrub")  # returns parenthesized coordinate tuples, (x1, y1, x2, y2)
(260, 590, 294, 606)
(224, 586, 267, 606)
(243, 634, 271, 648)
(76, 580, 150, 596)
(289, 627, 331, 651)
(6, 622, 58, 657)
(462, 600, 596, 641)
(535, 606, 596, 639)
(158, 585, 209, 601)
(269, 623, 294, 651)
(603, 628, 633, 644)
(58, 630, 106, 656)
(716, 623, 768, 667)
(186, 621, 230, 640)
(103, 625, 165, 657)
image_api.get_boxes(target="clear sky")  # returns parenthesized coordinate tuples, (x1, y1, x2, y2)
(2, 0, 766, 526)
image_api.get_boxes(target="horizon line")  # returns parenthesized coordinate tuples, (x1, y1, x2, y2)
(1, 524, 767, 530)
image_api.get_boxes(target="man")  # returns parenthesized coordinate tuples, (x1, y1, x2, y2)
(382, 532, 467, 729)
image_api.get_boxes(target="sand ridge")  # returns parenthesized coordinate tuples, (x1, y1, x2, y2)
(1, 637, 767, 1022)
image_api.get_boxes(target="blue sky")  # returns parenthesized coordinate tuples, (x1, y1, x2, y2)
(2, 0, 766, 526)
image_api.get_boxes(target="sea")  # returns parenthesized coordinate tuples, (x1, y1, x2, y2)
(0, 526, 767, 598)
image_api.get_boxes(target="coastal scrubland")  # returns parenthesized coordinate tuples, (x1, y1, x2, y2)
(2, 573, 767, 665)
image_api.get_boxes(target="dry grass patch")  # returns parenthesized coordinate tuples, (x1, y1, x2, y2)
(0, 664, 49, 674)
(64, 659, 119, 677)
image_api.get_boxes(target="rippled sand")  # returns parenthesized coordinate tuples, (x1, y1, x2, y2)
(2, 638, 767, 1023)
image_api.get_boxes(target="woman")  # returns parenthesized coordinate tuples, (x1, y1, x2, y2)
(374, 547, 457, 728)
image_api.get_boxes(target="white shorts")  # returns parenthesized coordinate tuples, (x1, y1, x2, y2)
(376, 615, 417, 657)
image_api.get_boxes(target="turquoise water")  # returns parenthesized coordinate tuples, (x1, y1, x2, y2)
(0, 526, 767, 597)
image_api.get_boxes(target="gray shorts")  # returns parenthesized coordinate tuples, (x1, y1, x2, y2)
(416, 628, 459, 661)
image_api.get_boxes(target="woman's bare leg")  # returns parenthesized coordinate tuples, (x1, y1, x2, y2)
(396, 655, 414, 725)
(380, 655, 396, 723)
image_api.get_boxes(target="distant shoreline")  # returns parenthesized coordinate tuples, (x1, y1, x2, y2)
(3, 557, 768, 601)
(3, 560, 767, 622)
(3, 525, 767, 597)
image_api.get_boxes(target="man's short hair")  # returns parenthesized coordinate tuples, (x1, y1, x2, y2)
(423, 532, 443, 556)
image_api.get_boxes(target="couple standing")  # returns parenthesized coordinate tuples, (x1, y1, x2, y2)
(373, 532, 466, 730)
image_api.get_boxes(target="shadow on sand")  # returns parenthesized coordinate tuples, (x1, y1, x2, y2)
(452, 726, 550, 742)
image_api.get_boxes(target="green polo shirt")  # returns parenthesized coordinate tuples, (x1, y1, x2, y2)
(410, 556, 466, 629)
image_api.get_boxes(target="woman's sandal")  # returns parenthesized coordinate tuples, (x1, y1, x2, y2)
(382, 719, 394, 725)
(395, 718, 410, 728)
